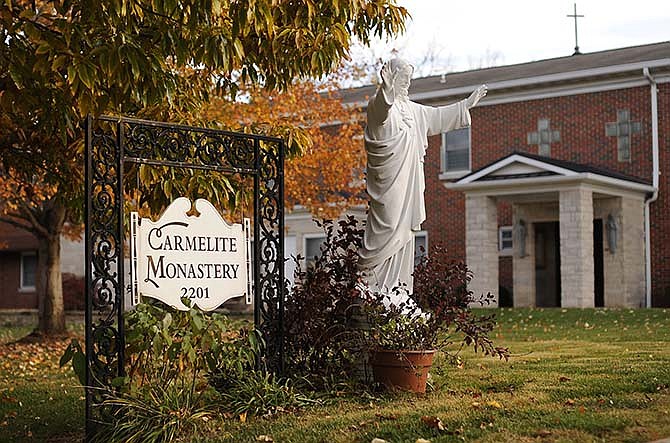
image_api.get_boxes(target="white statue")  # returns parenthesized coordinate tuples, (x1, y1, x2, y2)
(358, 58, 487, 309)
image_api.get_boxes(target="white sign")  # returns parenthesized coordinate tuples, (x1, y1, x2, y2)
(130, 197, 251, 311)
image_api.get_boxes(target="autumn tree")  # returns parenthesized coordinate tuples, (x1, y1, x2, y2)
(0, 0, 407, 335)
(200, 71, 370, 220)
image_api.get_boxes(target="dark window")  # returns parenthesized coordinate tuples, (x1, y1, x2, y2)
(414, 232, 427, 267)
(21, 253, 37, 290)
(304, 236, 326, 267)
(442, 127, 470, 172)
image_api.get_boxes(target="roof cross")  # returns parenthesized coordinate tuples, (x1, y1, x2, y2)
(566, 3, 585, 55)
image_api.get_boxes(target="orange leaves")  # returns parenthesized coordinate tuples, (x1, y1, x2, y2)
(201, 76, 366, 219)
(0, 335, 75, 382)
(0, 167, 60, 232)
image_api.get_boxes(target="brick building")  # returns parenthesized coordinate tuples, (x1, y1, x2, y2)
(294, 41, 670, 307)
(2, 41, 669, 309)
(0, 223, 39, 310)
(0, 222, 84, 310)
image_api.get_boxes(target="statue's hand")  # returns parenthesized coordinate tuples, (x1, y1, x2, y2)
(466, 84, 487, 109)
(380, 62, 397, 95)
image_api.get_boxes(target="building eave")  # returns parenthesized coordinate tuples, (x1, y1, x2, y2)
(446, 173, 654, 197)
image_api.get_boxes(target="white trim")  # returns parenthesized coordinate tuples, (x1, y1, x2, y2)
(478, 79, 648, 107)
(285, 204, 367, 222)
(346, 65, 670, 111)
(439, 170, 471, 181)
(498, 226, 513, 256)
(19, 251, 37, 292)
(643, 67, 660, 308)
(410, 59, 670, 103)
(456, 154, 579, 184)
(431, 73, 670, 107)
(449, 173, 654, 195)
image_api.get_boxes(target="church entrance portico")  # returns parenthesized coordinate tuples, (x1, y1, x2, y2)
(449, 153, 653, 308)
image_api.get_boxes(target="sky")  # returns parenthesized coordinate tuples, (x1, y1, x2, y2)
(359, 0, 670, 77)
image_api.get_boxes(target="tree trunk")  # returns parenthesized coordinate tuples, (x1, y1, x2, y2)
(37, 233, 65, 335)
(34, 200, 67, 336)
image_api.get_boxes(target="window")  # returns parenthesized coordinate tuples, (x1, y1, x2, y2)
(20, 252, 37, 291)
(441, 127, 470, 173)
(414, 231, 428, 267)
(303, 234, 326, 268)
(499, 226, 513, 255)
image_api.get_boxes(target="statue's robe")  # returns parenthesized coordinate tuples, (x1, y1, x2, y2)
(359, 87, 470, 306)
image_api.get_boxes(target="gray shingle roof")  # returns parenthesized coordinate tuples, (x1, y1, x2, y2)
(338, 41, 670, 105)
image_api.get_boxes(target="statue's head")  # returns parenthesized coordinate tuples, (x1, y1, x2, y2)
(388, 58, 413, 99)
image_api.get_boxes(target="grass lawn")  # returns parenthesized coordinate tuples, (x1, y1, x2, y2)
(1, 308, 669, 442)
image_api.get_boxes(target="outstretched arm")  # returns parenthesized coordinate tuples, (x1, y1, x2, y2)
(422, 84, 487, 136)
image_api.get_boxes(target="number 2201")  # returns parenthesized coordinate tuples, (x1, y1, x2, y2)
(181, 287, 209, 299)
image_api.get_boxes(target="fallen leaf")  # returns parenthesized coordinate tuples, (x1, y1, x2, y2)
(558, 376, 571, 382)
(565, 399, 575, 406)
(239, 412, 247, 423)
(375, 413, 398, 421)
(371, 439, 387, 443)
(578, 406, 586, 414)
(256, 436, 273, 442)
(486, 400, 503, 409)
(416, 439, 431, 443)
(533, 430, 552, 437)
(421, 415, 446, 431)
(471, 401, 481, 408)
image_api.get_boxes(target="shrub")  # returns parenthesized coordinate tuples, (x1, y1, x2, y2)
(363, 244, 509, 360)
(283, 216, 366, 384)
(62, 273, 85, 311)
(63, 301, 258, 443)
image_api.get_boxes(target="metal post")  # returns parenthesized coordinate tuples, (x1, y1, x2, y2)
(277, 140, 285, 375)
(84, 114, 93, 442)
(115, 121, 126, 379)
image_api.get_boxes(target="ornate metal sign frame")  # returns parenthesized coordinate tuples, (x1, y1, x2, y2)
(84, 115, 285, 437)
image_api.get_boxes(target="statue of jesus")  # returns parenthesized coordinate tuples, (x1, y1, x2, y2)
(358, 58, 487, 308)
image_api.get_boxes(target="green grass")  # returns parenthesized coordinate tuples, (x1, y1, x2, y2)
(1, 308, 669, 442)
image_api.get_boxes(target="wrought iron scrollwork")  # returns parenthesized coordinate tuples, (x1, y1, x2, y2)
(85, 115, 284, 437)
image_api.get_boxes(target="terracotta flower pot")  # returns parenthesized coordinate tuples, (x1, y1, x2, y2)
(369, 349, 436, 393)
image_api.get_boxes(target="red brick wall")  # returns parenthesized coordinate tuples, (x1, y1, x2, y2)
(0, 253, 38, 310)
(423, 135, 465, 258)
(423, 85, 670, 305)
(650, 82, 670, 306)
(471, 86, 653, 178)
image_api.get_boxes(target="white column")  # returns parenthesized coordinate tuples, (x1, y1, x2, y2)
(512, 205, 535, 307)
(466, 195, 498, 307)
(621, 196, 646, 307)
(559, 187, 594, 307)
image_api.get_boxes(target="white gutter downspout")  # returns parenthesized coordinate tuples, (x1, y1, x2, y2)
(643, 67, 659, 308)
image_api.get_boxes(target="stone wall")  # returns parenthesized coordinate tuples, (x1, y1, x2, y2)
(465, 195, 499, 305)
(559, 187, 594, 307)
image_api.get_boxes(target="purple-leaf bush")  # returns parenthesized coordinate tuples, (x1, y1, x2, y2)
(283, 217, 508, 385)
